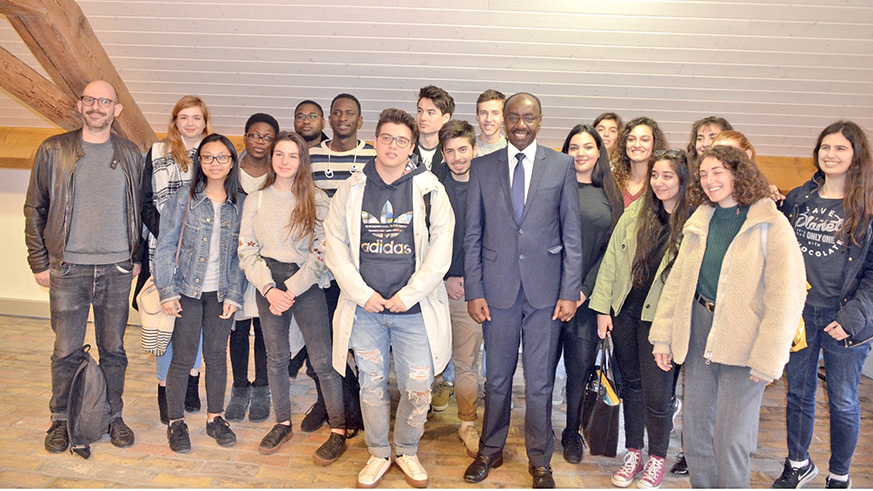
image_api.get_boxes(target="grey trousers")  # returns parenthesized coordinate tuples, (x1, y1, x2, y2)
(684, 299, 765, 488)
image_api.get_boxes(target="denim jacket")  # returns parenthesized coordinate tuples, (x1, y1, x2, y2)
(153, 186, 245, 307)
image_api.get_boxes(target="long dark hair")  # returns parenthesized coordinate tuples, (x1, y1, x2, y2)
(631, 149, 694, 288)
(561, 124, 623, 225)
(614, 117, 669, 193)
(812, 121, 873, 247)
(191, 133, 241, 204)
(262, 131, 322, 243)
(686, 116, 733, 162)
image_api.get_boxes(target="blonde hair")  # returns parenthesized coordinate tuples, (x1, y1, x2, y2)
(713, 130, 756, 161)
(165, 96, 213, 172)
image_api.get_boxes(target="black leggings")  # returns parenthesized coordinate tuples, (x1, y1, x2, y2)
(229, 317, 268, 388)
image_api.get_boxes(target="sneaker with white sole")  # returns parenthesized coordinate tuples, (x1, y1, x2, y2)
(431, 381, 454, 412)
(395, 454, 429, 488)
(637, 456, 665, 489)
(458, 425, 479, 458)
(357, 455, 391, 488)
(773, 458, 818, 488)
(612, 448, 644, 488)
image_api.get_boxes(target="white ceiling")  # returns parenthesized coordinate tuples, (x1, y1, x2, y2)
(2, 0, 872, 157)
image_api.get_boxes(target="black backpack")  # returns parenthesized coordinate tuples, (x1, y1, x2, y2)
(66, 345, 111, 459)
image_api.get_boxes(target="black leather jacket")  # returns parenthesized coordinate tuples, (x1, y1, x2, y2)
(782, 173, 873, 347)
(24, 129, 144, 273)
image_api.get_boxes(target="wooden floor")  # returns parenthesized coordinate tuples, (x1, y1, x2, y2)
(1, 314, 871, 488)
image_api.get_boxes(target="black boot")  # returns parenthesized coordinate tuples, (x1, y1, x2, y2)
(184, 374, 201, 412)
(158, 384, 169, 424)
(249, 385, 271, 422)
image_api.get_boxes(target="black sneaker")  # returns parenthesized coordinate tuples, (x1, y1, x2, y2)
(109, 417, 135, 448)
(825, 477, 851, 489)
(44, 420, 69, 453)
(300, 401, 328, 432)
(167, 420, 191, 453)
(313, 431, 347, 465)
(671, 452, 689, 475)
(259, 423, 293, 455)
(773, 458, 818, 488)
(206, 416, 237, 447)
(561, 429, 584, 464)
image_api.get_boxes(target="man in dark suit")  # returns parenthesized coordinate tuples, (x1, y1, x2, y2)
(462, 92, 583, 488)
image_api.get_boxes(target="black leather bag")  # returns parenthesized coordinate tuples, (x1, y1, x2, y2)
(582, 337, 621, 457)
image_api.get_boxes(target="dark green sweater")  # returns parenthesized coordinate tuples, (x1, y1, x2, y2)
(696, 205, 749, 300)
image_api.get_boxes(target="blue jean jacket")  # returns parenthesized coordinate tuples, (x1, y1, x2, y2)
(153, 186, 245, 307)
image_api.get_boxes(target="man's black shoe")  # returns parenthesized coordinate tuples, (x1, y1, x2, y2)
(464, 452, 503, 483)
(529, 464, 555, 489)
(44, 420, 69, 453)
(109, 417, 135, 448)
(206, 416, 237, 447)
(561, 429, 584, 464)
(167, 420, 191, 453)
(300, 401, 328, 432)
(313, 431, 347, 465)
(671, 452, 689, 475)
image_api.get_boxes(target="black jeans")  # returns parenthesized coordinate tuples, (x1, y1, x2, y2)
(49, 262, 132, 421)
(166, 292, 233, 420)
(257, 259, 345, 428)
(555, 302, 598, 434)
(611, 303, 675, 458)
(229, 317, 268, 388)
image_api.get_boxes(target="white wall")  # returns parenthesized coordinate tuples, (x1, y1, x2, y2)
(0, 168, 50, 312)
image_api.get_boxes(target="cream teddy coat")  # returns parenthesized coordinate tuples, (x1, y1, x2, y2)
(649, 198, 807, 382)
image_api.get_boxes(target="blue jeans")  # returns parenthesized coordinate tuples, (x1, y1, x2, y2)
(785, 304, 872, 475)
(350, 307, 433, 459)
(155, 336, 202, 382)
(441, 358, 456, 383)
(49, 262, 132, 421)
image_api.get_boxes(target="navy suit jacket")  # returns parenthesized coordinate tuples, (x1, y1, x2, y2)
(464, 144, 583, 310)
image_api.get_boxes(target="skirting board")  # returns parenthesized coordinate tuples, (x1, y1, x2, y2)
(0, 297, 142, 327)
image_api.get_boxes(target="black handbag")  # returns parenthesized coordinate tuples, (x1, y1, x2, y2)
(582, 336, 621, 457)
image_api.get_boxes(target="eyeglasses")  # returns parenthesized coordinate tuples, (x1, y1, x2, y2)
(377, 134, 412, 148)
(200, 154, 233, 165)
(295, 113, 322, 121)
(79, 96, 116, 108)
(245, 133, 274, 144)
(505, 114, 540, 125)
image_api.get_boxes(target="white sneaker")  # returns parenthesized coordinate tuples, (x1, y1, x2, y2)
(357, 455, 391, 488)
(394, 454, 429, 488)
(458, 425, 479, 458)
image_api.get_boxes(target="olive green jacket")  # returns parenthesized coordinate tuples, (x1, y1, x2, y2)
(589, 198, 672, 322)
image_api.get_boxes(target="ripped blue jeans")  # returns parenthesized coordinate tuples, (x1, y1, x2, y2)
(350, 306, 433, 458)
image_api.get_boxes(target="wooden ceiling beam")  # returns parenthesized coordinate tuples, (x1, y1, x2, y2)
(0, 0, 47, 16)
(6, 0, 157, 151)
(0, 47, 80, 130)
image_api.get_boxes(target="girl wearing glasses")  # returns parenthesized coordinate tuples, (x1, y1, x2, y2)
(613, 117, 669, 208)
(649, 146, 805, 488)
(153, 134, 246, 453)
(141, 95, 212, 425)
(774, 122, 873, 489)
(238, 131, 348, 464)
(225, 113, 280, 425)
(590, 148, 694, 488)
(555, 124, 623, 464)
